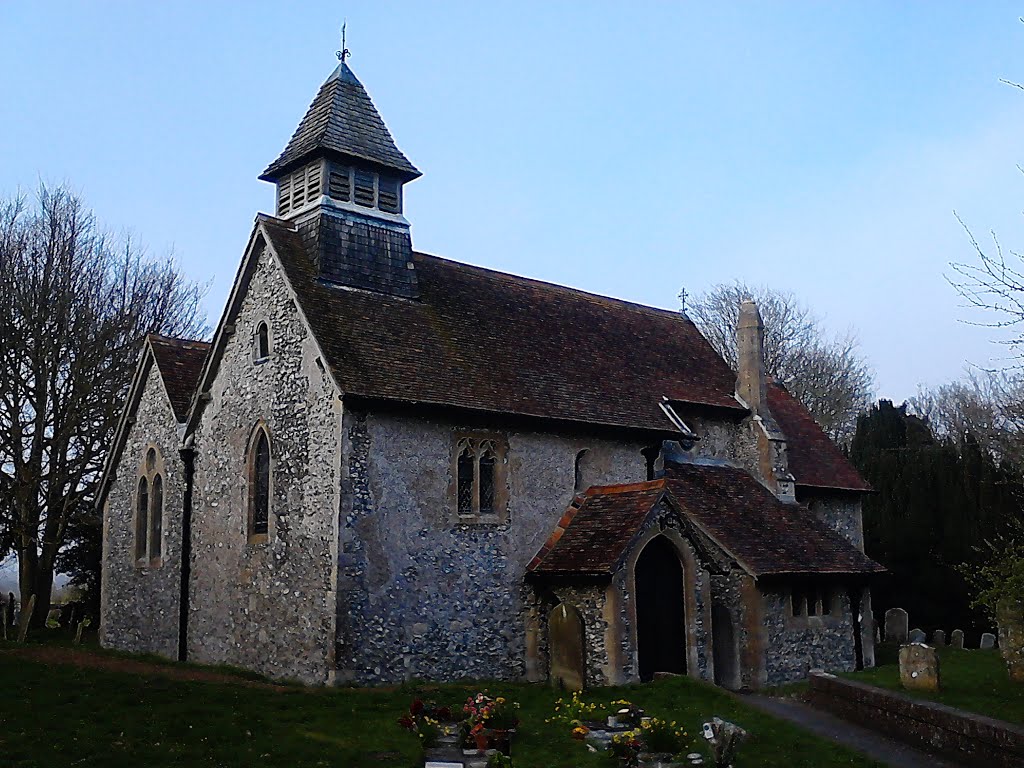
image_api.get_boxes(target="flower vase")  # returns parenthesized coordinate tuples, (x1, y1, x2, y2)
(473, 730, 490, 753)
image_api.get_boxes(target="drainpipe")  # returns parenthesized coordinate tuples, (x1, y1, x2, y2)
(177, 447, 195, 662)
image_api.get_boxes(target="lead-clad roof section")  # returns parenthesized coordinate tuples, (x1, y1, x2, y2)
(261, 62, 420, 181)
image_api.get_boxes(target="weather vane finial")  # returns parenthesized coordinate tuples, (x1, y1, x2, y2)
(336, 21, 350, 63)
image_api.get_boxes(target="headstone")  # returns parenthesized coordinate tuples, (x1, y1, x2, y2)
(932, 629, 946, 647)
(951, 629, 964, 649)
(908, 628, 926, 644)
(981, 632, 997, 650)
(16, 594, 35, 643)
(4, 593, 12, 628)
(702, 717, 747, 768)
(548, 603, 586, 691)
(884, 608, 908, 644)
(899, 644, 940, 692)
(73, 618, 88, 645)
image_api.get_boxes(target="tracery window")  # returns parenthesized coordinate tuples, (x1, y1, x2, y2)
(248, 426, 271, 540)
(135, 447, 164, 566)
(454, 435, 507, 521)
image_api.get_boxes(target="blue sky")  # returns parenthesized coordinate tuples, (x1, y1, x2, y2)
(2, 2, 1023, 401)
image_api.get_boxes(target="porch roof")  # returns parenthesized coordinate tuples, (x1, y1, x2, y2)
(527, 463, 885, 579)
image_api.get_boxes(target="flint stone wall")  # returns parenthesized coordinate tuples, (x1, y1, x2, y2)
(99, 369, 183, 659)
(801, 492, 865, 550)
(763, 588, 857, 684)
(188, 245, 341, 684)
(809, 671, 1024, 767)
(334, 408, 649, 684)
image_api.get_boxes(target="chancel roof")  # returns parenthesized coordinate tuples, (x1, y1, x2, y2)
(148, 335, 210, 423)
(261, 62, 420, 181)
(527, 462, 885, 578)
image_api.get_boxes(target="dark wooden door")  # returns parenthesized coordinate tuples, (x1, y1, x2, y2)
(635, 536, 686, 681)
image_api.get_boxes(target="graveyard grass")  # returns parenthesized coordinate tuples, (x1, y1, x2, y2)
(849, 644, 1024, 724)
(0, 635, 883, 768)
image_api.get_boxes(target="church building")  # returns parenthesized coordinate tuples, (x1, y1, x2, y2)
(98, 58, 884, 689)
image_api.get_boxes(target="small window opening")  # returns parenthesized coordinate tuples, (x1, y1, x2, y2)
(135, 477, 149, 563)
(574, 450, 589, 492)
(250, 429, 271, 537)
(255, 322, 270, 362)
(457, 443, 475, 516)
(641, 444, 661, 481)
(149, 474, 163, 560)
(479, 447, 496, 514)
(146, 447, 156, 473)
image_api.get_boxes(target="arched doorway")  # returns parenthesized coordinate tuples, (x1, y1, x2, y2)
(635, 536, 686, 681)
(548, 603, 586, 690)
(712, 602, 739, 689)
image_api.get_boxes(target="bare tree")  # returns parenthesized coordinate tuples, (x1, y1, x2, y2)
(682, 281, 874, 443)
(0, 184, 206, 627)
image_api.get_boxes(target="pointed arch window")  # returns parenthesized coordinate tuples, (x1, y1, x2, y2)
(453, 435, 507, 522)
(249, 427, 271, 540)
(135, 447, 164, 567)
(135, 477, 149, 563)
(254, 322, 270, 362)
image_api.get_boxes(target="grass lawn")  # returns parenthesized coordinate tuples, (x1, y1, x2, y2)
(0, 636, 882, 768)
(847, 644, 1024, 724)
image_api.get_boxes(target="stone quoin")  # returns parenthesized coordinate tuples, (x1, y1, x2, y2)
(98, 57, 884, 687)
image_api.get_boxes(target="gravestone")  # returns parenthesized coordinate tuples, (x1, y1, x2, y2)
(932, 629, 946, 647)
(951, 629, 964, 649)
(16, 594, 35, 643)
(549, 603, 586, 691)
(899, 643, 940, 692)
(884, 608, 908, 644)
(909, 628, 926, 644)
(981, 632, 997, 650)
(7, 593, 17, 628)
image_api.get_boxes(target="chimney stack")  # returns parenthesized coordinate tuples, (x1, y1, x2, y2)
(736, 299, 767, 415)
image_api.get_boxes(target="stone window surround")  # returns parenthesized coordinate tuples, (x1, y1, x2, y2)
(253, 319, 271, 364)
(788, 585, 842, 625)
(133, 443, 166, 569)
(246, 421, 274, 545)
(451, 431, 509, 523)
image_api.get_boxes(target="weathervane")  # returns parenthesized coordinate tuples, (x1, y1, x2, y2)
(336, 21, 350, 63)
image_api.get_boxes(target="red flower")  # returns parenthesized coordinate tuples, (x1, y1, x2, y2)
(410, 699, 424, 716)
(397, 714, 415, 730)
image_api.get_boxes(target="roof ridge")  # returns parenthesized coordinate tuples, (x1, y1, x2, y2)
(147, 333, 211, 348)
(413, 251, 695, 322)
(584, 478, 666, 496)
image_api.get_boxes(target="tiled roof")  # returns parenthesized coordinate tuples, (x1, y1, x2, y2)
(260, 216, 745, 432)
(664, 462, 883, 576)
(261, 62, 419, 181)
(767, 384, 871, 492)
(528, 464, 885, 578)
(527, 482, 666, 576)
(148, 335, 210, 423)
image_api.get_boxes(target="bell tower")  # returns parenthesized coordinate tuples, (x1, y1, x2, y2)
(259, 58, 421, 298)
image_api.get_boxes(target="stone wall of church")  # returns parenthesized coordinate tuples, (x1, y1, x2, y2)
(334, 408, 650, 684)
(761, 587, 858, 684)
(803, 492, 865, 550)
(99, 368, 184, 659)
(187, 245, 342, 684)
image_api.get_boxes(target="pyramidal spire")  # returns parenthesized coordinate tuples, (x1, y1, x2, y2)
(260, 61, 419, 183)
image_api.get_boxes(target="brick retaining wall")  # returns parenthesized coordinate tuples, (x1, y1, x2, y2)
(808, 671, 1024, 767)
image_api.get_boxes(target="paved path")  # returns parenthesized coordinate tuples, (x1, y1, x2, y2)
(743, 694, 963, 768)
